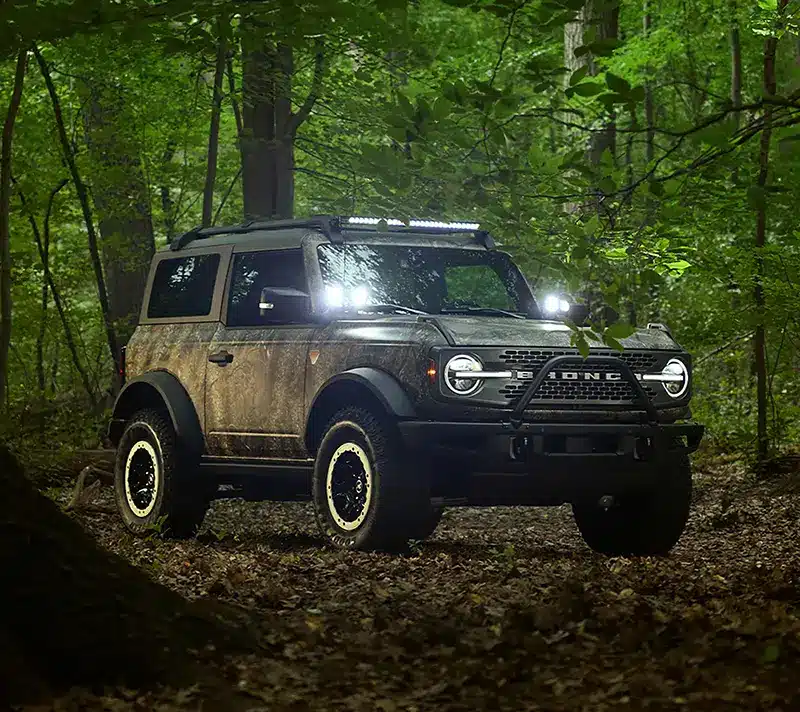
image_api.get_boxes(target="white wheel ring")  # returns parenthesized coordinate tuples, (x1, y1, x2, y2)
(326, 441, 373, 531)
(124, 438, 160, 518)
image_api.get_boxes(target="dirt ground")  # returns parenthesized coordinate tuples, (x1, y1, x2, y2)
(23, 455, 800, 711)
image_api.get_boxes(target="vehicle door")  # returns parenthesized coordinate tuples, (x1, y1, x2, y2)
(204, 248, 316, 460)
(130, 246, 232, 434)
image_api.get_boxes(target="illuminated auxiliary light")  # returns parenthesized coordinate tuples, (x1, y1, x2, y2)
(351, 285, 369, 307)
(543, 294, 570, 315)
(324, 283, 372, 309)
(408, 219, 481, 230)
(325, 284, 344, 308)
(344, 216, 480, 230)
(347, 216, 405, 226)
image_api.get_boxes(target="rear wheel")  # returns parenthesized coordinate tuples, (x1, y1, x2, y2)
(312, 407, 431, 551)
(572, 455, 692, 556)
(114, 409, 209, 538)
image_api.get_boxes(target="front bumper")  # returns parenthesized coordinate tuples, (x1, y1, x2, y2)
(399, 419, 704, 505)
(400, 353, 704, 505)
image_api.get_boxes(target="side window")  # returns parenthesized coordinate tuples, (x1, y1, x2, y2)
(227, 250, 309, 327)
(147, 253, 220, 319)
(444, 265, 515, 310)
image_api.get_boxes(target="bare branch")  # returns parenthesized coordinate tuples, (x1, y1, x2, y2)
(286, 37, 325, 137)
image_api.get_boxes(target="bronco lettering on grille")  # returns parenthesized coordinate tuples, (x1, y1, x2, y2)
(515, 370, 644, 381)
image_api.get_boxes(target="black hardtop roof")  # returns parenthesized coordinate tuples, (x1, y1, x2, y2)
(164, 215, 496, 253)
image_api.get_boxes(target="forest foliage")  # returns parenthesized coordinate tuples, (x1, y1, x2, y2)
(2, 0, 800, 461)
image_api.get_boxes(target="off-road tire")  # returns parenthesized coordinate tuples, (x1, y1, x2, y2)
(114, 408, 209, 538)
(410, 506, 444, 542)
(572, 454, 692, 556)
(312, 407, 430, 552)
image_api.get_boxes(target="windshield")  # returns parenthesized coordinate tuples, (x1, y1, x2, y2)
(317, 243, 539, 317)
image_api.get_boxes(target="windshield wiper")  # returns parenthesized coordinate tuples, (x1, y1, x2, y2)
(352, 303, 430, 316)
(440, 306, 526, 319)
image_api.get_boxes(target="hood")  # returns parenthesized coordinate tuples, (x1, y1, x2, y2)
(432, 316, 681, 351)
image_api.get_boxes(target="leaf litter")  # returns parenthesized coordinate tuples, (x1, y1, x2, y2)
(26, 455, 800, 711)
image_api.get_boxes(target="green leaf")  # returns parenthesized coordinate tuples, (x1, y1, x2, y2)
(606, 322, 636, 339)
(573, 331, 590, 358)
(566, 81, 605, 97)
(587, 38, 621, 56)
(629, 86, 646, 103)
(605, 335, 624, 352)
(666, 260, 691, 274)
(569, 66, 589, 86)
(648, 180, 664, 197)
(605, 72, 631, 95)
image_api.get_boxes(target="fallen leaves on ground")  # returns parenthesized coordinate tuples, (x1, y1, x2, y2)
(27, 456, 800, 711)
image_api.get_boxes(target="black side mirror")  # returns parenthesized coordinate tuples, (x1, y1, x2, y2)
(259, 286, 311, 316)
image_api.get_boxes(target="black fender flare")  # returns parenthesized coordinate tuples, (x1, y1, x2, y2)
(305, 367, 417, 450)
(108, 371, 204, 456)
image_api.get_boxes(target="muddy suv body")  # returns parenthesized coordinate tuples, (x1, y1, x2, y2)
(109, 216, 704, 554)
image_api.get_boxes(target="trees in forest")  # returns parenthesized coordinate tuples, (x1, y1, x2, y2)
(1, 0, 800, 465)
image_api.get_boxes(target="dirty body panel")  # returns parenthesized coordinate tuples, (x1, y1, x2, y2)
(204, 325, 315, 459)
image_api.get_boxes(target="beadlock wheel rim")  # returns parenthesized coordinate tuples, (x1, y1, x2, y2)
(326, 442, 372, 531)
(125, 439, 160, 517)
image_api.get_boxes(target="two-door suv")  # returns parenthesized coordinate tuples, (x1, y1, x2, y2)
(108, 216, 703, 555)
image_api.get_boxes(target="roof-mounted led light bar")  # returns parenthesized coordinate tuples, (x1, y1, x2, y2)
(345, 216, 480, 231)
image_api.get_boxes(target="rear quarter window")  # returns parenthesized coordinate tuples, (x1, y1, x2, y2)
(147, 253, 220, 319)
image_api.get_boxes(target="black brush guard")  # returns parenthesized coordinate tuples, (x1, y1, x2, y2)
(400, 354, 705, 464)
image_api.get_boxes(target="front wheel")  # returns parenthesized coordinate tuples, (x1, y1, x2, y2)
(312, 407, 431, 551)
(572, 455, 692, 556)
(114, 408, 209, 538)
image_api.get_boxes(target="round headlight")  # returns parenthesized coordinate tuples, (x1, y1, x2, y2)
(662, 358, 689, 398)
(444, 354, 483, 396)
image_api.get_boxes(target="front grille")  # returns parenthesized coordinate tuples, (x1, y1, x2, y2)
(496, 349, 660, 405)
(498, 380, 658, 404)
(499, 348, 660, 372)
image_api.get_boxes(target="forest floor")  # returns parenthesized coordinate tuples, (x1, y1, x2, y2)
(23, 454, 800, 711)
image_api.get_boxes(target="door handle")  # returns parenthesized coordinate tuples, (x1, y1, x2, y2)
(208, 350, 233, 366)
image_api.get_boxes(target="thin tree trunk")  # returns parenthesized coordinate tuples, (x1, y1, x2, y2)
(14, 180, 96, 405)
(643, 1, 655, 166)
(160, 139, 176, 240)
(754, 0, 787, 467)
(33, 45, 121, 386)
(0, 51, 27, 409)
(274, 43, 294, 219)
(730, 16, 742, 131)
(226, 54, 244, 168)
(202, 29, 228, 227)
(35, 180, 65, 394)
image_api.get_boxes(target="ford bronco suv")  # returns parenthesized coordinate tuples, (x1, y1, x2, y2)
(108, 216, 703, 555)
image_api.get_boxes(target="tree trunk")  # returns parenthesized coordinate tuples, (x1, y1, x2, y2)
(82, 79, 155, 350)
(0, 444, 252, 706)
(585, 0, 619, 167)
(240, 24, 323, 221)
(33, 46, 121, 387)
(241, 23, 277, 221)
(202, 28, 228, 227)
(0, 51, 27, 409)
(753, 0, 787, 467)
